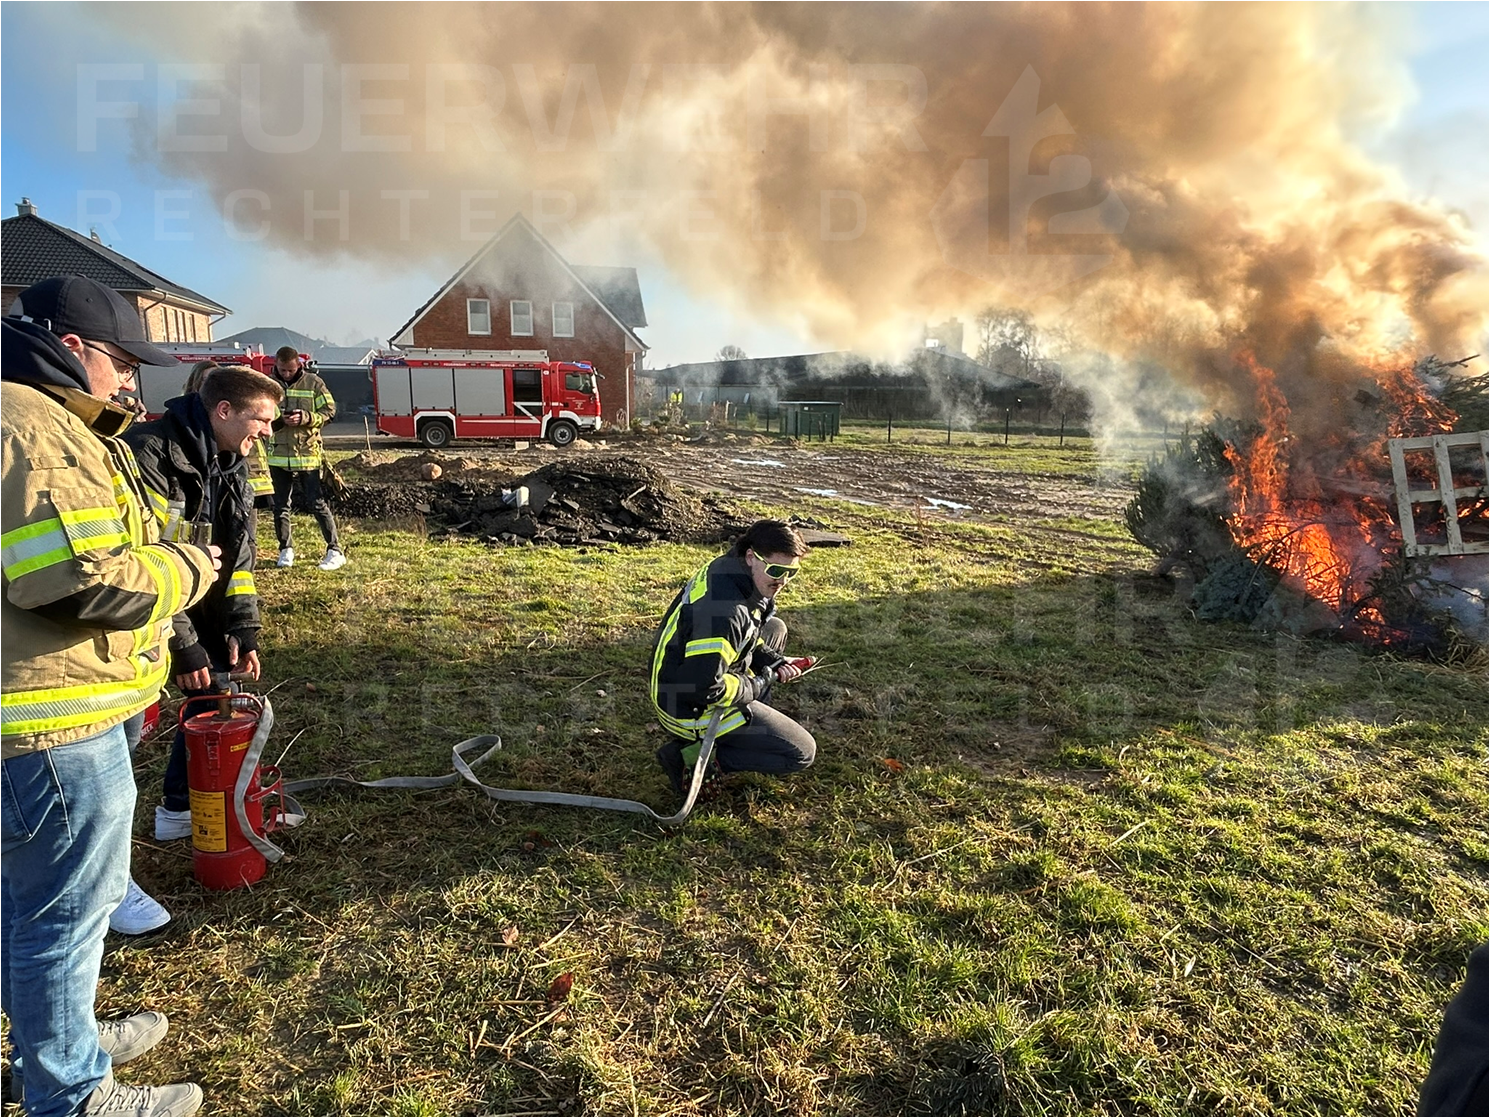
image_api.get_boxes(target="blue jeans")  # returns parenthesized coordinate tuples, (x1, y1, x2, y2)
(2, 723, 136, 1116)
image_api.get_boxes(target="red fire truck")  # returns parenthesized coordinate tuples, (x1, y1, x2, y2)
(369, 349, 603, 448)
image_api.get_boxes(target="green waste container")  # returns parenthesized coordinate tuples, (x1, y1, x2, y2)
(777, 401, 842, 441)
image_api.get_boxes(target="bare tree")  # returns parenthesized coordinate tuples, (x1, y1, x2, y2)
(715, 345, 748, 362)
(974, 307, 1037, 376)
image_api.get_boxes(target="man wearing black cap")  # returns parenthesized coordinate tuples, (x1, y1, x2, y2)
(2, 275, 217, 1116)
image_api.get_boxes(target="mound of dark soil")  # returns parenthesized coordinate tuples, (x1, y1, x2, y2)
(333, 453, 743, 547)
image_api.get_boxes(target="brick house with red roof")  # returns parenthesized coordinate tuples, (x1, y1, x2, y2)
(391, 215, 647, 428)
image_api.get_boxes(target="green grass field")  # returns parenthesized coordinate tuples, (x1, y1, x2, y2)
(68, 447, 1488, 1116)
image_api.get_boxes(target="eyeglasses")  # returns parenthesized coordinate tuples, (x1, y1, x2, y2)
(762, 561, 800, 580)
(81, 341, 141, 380)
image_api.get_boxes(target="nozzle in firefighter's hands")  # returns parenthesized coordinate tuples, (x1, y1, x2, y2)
(776, 656, 818, 683)
(208, 667, 259, 691)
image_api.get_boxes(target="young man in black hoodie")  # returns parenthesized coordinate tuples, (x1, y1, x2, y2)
(121, 365, 280, 914)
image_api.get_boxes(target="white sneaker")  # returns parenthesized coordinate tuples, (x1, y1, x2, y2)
(317, 547, 346, 571)
(9, 1013, 169, 1104)
(82, 1074, 202, 1117)
(276, 547, 294, 568)
(110, 878, 170, 935)
(98, 1011, 170, 1063)
(154, 805, 192, 840)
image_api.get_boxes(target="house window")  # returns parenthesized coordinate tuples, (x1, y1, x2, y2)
(552, 302, 574, 338)
(510, 300, 533, 336)
(467, 298, 491, 335)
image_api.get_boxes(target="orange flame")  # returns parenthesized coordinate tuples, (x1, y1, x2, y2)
(1223, 352, 1458, 625)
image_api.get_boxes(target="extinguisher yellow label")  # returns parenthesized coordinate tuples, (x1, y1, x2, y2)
(190, 788, 228, 853)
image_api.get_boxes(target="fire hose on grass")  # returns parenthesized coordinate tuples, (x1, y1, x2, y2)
(185, 658, 830, 887)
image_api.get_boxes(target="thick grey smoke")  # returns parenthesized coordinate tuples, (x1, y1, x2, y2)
(95, 1, 1487, 430)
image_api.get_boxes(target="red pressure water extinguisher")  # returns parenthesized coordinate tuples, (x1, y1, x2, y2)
(180, 688, 291, 891)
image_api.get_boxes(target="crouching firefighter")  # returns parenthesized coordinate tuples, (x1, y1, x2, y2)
(650, 519, 815, 796)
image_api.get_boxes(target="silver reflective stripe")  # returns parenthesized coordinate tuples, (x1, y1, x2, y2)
(1, 521, 71, 577)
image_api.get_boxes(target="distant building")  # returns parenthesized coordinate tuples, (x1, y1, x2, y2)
(923, 318, 966, 356)
(2, 198, 229, 342)
(647, 348, 1044, 423)
(215, 326, 324, 360)
(390, 214, 648, 427)
(216, 326, 379, 366)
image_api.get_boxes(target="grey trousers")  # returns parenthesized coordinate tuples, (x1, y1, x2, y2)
(714, 617, 817, 775)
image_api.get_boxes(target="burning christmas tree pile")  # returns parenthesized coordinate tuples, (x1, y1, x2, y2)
(1127, 357, 1487, 653)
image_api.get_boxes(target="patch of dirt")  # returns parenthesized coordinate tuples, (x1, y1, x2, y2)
(330, 440, 1134, 547)
(333, 453, 744, 547)
(639, 442, 1133, 522)
(339, 449, 520, 483)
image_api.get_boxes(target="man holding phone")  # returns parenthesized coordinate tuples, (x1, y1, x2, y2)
(267, 345, 344, 570)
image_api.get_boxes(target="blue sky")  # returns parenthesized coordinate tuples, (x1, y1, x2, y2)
(2, 2, 1485, 365)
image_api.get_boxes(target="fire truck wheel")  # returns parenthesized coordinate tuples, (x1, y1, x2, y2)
(419, 420, 454, 449)
(547, 420, 578, 448)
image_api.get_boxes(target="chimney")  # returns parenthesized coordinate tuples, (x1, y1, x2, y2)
(16, 197, 37, 217)
(90, 229, 102, 243)
(923, 318, 965, 356)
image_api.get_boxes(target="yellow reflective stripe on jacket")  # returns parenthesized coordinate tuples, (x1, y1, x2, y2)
(1, 656, 169, 737)
(719, 672, 742, 705)
(656, 706, 749, 741)
(57, 507, 130, 554)
(136, 547, 185, 625)
(1, 518, 72, 579)
(247, 441, 272, 493)
(143, 485, 171, 523)
(684, 636, 736, 661)
(225, 570, 256, 598)
(649, 560, 711, 707)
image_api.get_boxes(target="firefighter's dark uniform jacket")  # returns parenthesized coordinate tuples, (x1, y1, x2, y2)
(123, 393, 261, 676)
(0, 319, 216, 757)
(267, 366, 334, 470)
(650, 550, 789, 740)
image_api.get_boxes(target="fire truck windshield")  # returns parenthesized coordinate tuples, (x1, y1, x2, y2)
(565, 372, 596, 394)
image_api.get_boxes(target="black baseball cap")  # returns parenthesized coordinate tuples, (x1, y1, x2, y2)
(7, 275, 178, 367)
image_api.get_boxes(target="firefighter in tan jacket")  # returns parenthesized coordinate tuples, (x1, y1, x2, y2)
(267, 346, 344, 570)
(1, 276, 217, 1117)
